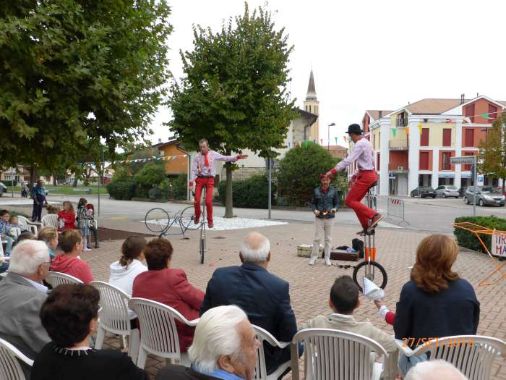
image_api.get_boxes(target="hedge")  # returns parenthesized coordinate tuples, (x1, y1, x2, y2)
(107, 180, 136, 200)
(217, 174, 275, 209)
(454, 215, 506, 253)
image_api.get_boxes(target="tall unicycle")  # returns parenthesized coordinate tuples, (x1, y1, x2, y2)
(198, 187, 207, 264)
(352, 185, 388, 291)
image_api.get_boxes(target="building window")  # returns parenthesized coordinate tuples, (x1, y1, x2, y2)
(488, 104, 498, 122)
(464, 104, 475, 123)
(442, 128, 451, 147)
(420, 128, 429, 146)
(464, 129, 474, 147)
(441, 152, 452, 170)
(420, 151, 429, 170)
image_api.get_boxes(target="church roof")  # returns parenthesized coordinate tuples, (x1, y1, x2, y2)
(306, 70, 317, 100)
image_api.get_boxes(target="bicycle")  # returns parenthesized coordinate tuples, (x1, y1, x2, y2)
(144, 188, 207, 264)
(352, 185, 388, 292)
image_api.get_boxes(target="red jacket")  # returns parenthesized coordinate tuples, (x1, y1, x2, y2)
(49, 255, 94, 284)
(57, 210, 76, 232)
(132, 268, 204, 352)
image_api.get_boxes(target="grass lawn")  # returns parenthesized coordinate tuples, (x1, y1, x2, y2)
(3, 185, 109, 196)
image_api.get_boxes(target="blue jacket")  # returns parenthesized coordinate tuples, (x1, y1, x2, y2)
(311, 186, 339, 218)
(201, 263, 297, 374)
(394, 278, 480, 346)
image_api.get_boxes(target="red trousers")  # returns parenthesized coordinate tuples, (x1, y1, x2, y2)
(345, 170, 378, 229)
(194, 177, 214, 224)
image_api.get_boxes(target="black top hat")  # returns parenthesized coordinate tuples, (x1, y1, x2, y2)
(346, 124, 362, 135)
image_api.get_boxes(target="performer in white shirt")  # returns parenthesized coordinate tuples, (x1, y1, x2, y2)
(326, 124, 382, 234)
(189, 139, 247, 228)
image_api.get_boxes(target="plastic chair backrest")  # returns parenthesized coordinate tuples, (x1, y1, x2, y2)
(129, 298, 194, 360)
(46, 271, 83, 287)
(90, 281, 131, 335)
(253, 325, 290, 380)
(291, 328, 388, 380)
(412, 335, 505, 380)
(41, 214, 58, 228)
(0, 338, 34, 380)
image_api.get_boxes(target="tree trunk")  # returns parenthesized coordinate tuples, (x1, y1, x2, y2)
(30, 166, 37, 184)
(224, 163, 233, 218)
(52, 173, 57, 186)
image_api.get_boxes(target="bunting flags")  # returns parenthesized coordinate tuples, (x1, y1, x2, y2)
(343, 135, 348, 142)
(335, 137, 338, 144)
(392, 127, 397, 137)
(417, 122, 423, 135)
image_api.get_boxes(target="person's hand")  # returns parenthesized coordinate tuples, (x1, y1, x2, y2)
(331, 208, 337, 214)
(314, 210, 320, 216)
(373, 299, 384, 310)
(236, 154, 248, 160)
(188, 181, 194, 190)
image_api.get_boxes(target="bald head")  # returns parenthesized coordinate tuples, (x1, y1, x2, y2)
(240, 232, 270, 264)
(405, 360, 467, 380)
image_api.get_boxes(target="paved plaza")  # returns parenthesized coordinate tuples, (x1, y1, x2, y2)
(81, 218, 506, 379)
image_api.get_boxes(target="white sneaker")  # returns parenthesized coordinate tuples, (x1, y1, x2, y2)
(84, 247, 92, 252)
(325, 258, 332, 266)
(308, 257, 316, 266)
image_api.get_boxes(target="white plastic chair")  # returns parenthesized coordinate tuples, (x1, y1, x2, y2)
(45, 271, 83, 287)
(90, 281, 140, 363)
(290, 328, 388, 380)
(0, 337, 34, 380)
(16, 216, 39, 235)
(395, 335, 505, 380)
(41, 214, 58, 228)
(253, 325, 291, 380)
(128, 298, 199, 369)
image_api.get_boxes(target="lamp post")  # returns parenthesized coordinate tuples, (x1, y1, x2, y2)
(327, 122, 335, 151)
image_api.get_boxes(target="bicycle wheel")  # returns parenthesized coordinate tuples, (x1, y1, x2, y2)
(352, 260, 387, 292)
(144, 208, 170, 234)
(179, 206, 201, 231)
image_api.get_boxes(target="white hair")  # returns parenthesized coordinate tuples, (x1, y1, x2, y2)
(189, 305, 248, 374)
(405, 360, 468, 380)
(8, 240, 50, 275)
(240, 232, 270, 263)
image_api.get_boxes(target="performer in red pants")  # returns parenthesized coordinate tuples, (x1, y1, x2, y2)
(189, 139, 247, 228)
(326, 124, 382, 234)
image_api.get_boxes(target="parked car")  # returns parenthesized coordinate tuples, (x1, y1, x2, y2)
(464, 186, 505, 207)
(458, 186, 467, 198)
(0, 182, 7, 197)
(410, 186, 436, 198)
(435, 185, 460, 198)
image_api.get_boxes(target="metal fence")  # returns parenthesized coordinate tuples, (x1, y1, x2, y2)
(387, 197, 408, 225)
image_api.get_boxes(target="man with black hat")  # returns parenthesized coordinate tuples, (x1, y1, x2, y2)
(326, 124, 382, 234)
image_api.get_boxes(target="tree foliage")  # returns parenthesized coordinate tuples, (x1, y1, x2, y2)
(168, 4, 295, 216)
(277, 142, 342, 206)
(0, 0, 172, 170)
(479, 112, 506, 191)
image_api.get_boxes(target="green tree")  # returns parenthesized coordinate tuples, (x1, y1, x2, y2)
(0, 0, 171, 170)
(479, 112, 506, 192)
(277, 142, 342, 206)
(169, 4, 295, 217)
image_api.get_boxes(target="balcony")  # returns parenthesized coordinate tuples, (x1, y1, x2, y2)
(389, 137, 408, 150)
(388, 164, 409, 173)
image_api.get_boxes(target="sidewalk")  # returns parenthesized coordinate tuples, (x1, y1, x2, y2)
(85, 219, 505, 379)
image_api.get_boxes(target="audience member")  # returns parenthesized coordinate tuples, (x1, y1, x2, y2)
(8, 214, 22, 237)
(0, 209, 15, 255)
(394, 234, 480, 375)
(301, 275, 399, 380)
(77, 198, 92, 251)
(0, 240, 51, 376)
(14, 231, 37, 246)
(132, 238, 204, 352)
(201, 231, 297, 375)
(156, 305, 259, 380)
(405, 360, 468, 380)
(109, 236, 148, 296)
(50, 230, 93, 284)
(31, 284, 147, 380)
(57, 201, 76, 232)
(45, 205, 59, 214)
(38, 227, 59, 259)
(31, 180, 48, 222)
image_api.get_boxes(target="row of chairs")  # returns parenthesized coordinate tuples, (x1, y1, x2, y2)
(2, 272, 505, 380)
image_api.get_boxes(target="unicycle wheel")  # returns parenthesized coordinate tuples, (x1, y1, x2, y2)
(352, 261, 387, 292)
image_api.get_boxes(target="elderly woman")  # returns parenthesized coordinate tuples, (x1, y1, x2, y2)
(31, 284, 147, 380)
(38, 227, 59, 259)
(132, 238, 204, 352)
(394, 234, 480, 375)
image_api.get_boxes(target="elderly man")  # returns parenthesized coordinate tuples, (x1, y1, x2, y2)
(200, 232, 297, 376)
(405, 360, 468, 380)
(156, 305, 259, 380)
(0, 240, 51, 373)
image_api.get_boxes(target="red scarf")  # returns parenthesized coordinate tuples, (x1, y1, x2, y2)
(204, 152, 209, 167)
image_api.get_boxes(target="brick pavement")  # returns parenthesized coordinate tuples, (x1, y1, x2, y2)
(84, 221, 506, 379)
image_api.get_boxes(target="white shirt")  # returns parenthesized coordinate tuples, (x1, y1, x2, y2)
(336, 137, 375, 171)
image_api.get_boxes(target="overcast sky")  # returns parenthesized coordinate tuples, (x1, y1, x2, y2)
(150, 0, 506, 147)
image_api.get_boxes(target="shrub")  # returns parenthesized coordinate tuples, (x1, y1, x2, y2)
(107, 179, 136, 200)
(454, 216, 506, 253)
(1, 180, 17, 187)
(217, 174, 275, 209)
(134, 162, 166, 188)
(159, 174, 187, 200)
(277, 142, 341, 206)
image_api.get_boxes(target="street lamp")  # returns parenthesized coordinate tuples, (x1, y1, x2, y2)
(328, 122, 335, 151)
